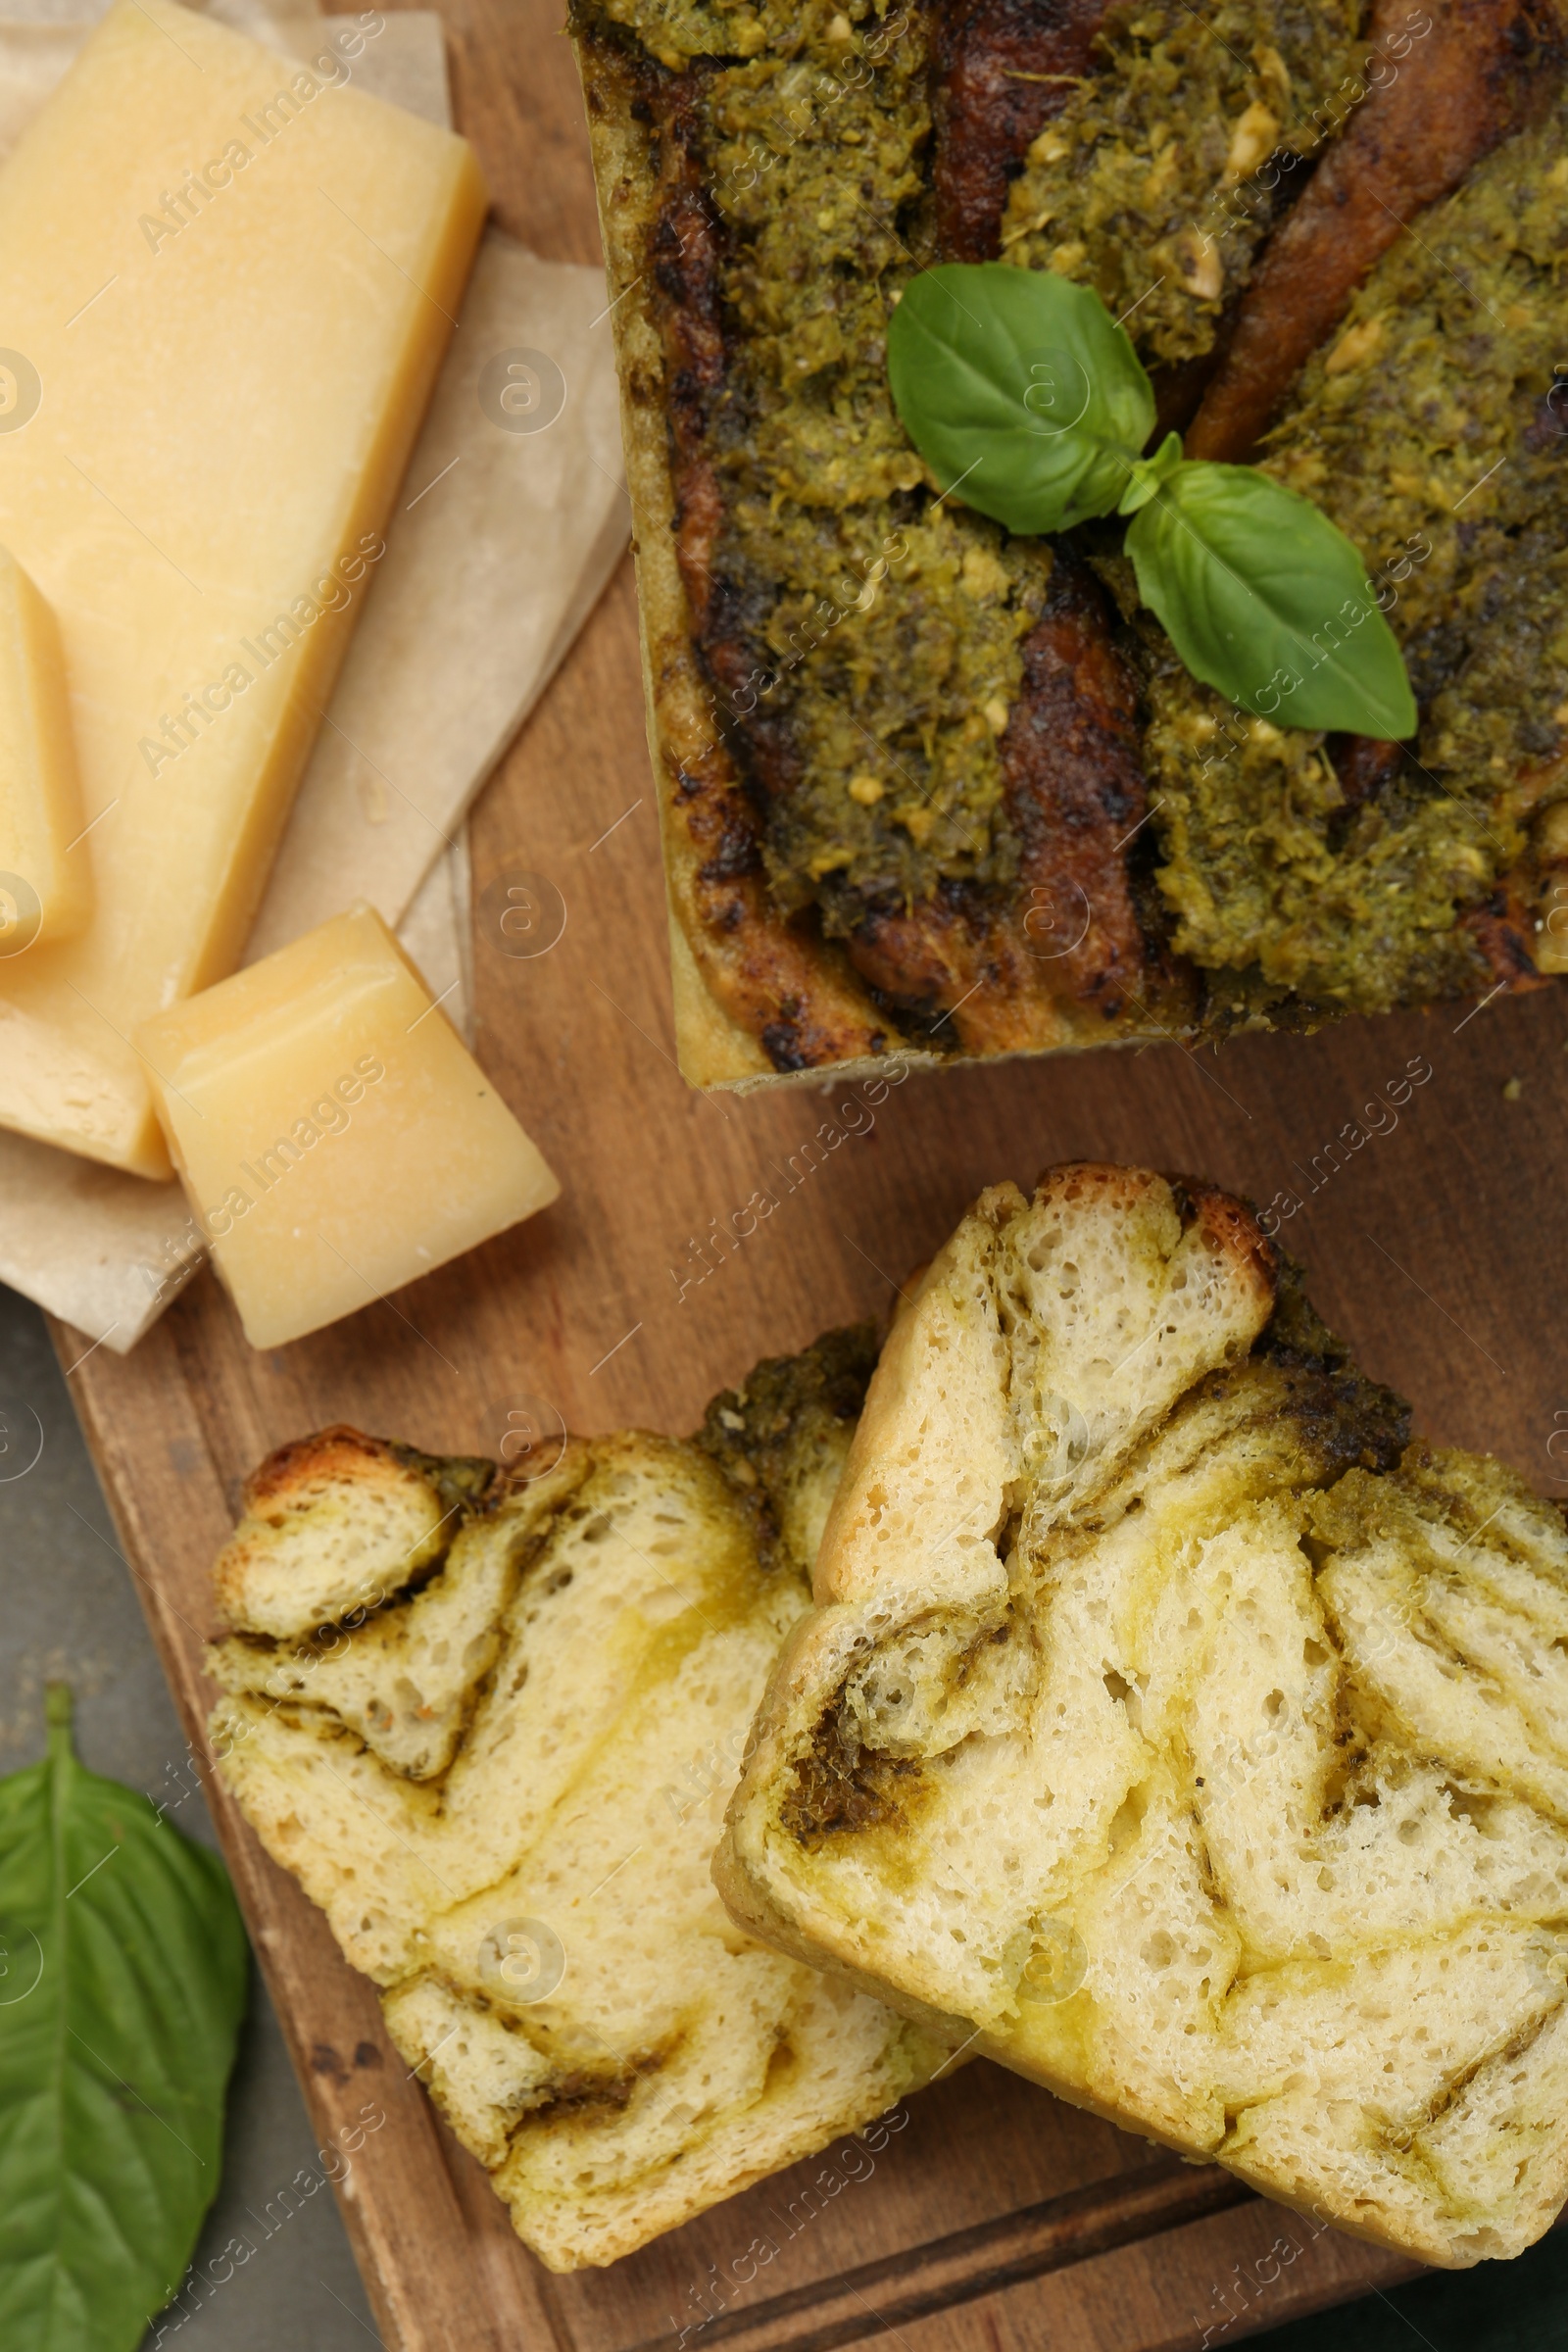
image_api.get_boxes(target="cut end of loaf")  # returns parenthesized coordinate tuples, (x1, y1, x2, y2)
(210, 1335, 952, 2269)
(718, 1163, 1568, 2269)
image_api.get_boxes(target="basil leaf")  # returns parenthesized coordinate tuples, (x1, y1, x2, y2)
(1124, 463, 1419, 739)
(885, 268, 1419, 736)
(1116, 429, 1185, 517)
(888, 263, 1153, 534)
(0, 1687, 249, 2352)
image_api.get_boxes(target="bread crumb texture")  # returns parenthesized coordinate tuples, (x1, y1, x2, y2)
(209, 1332, 950, 2271)
(717, 1164, 1568, 2268)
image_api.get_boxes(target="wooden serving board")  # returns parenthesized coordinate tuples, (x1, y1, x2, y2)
(51, 3, 1568, 2345)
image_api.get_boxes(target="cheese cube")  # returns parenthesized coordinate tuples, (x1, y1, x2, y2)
(135, 906, 560, 1350)
(0, 546, 90, 950)
(0, 0, 486, 1176)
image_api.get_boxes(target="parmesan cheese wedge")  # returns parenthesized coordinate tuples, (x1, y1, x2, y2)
(135, 905, 559, 1349)
(0, 0, 486, 1176)
(0, 546, 90, 952)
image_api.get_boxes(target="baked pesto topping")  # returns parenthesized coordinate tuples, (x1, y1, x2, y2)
(723, 503, 1053, 913)
(1266, 109, 1568, 801)
(1145, 677, 1501, 1011)
(603, 0, 1556, 1007)
(704, 7, 928, 510)
(1147, 100, 1568, 1010)
(695, 1321, 876, 1571)
(1001, 0, 1363, 365)
(597, 0, 841, 67)
(701, 7, 1053, 914)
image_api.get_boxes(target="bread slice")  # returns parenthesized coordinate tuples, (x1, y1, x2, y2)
(209, 1331, 952, 2270)
(716, 1167, 1568, 2268)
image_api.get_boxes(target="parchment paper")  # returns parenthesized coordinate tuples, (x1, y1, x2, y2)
(0, 0, 628, 1350)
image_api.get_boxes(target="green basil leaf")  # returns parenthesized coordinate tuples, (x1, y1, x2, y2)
(887, 263, 1154, 534)
(1116, 429, 1185, 517)
(0, 1687, 249, 2352)
(1124, 463, 1419, 739)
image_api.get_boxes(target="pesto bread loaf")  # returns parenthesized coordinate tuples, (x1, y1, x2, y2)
(208, 1332, 951, 2271)
(572, 0, 1562, 1094)
(716, 1166, 1568, 2267)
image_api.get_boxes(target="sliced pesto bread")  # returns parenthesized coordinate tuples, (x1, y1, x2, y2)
(716, 1166, 1568, 2268)
(209, 1331, 951, 2270)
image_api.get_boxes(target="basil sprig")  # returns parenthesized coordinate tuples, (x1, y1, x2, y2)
(0, 1687, 249, 2352)
(888, 265, 1418, 740)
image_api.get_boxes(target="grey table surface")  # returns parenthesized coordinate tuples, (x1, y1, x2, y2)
(6, 1273, 1567, 2352)
(0, 1278, 380, 2352)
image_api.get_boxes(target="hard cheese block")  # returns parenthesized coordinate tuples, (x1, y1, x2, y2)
(135, 906, 559, 1349)
(0, 0, 486, 1177)
(0, 546, 90, 951)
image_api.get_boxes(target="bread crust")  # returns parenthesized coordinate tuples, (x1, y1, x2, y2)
(237, 1424, 390, 1512)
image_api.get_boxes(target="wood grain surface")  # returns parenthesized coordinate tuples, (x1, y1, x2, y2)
(50, 2, 1568, 2347)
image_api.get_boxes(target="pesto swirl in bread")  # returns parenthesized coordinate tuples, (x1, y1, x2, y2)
(209, 1332, 951, 2271)
(718, 1167, 1568, 2267)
